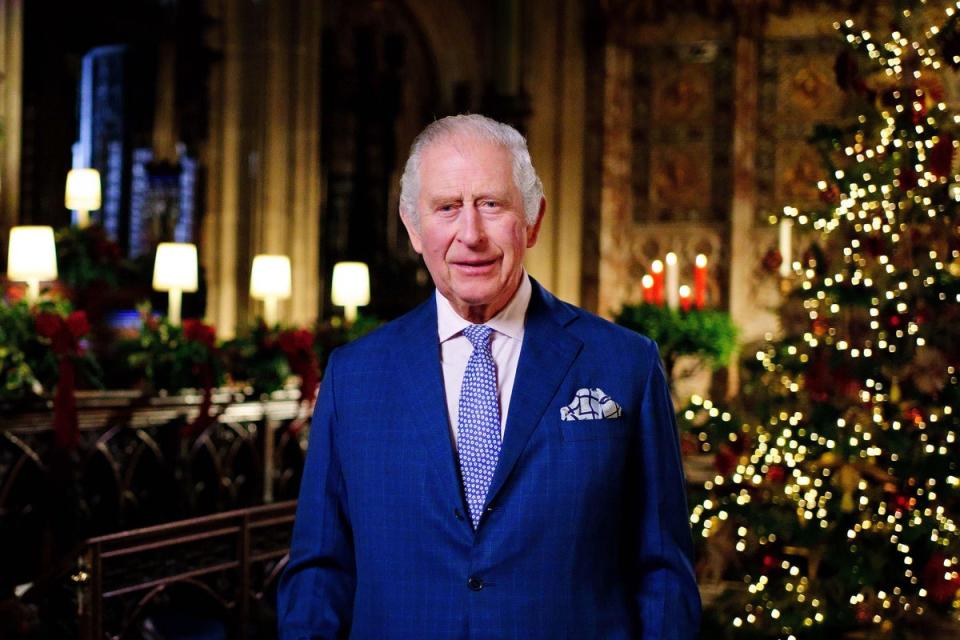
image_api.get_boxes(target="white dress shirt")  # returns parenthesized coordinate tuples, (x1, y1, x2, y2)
(436, 273, 532, 448)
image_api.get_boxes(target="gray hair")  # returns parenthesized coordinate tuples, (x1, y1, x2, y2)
(398, 114, 543, 227)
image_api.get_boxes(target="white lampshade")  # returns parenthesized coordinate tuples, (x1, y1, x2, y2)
(65, 169, 102, 211)
(152, 242, 198, 292)
(250, 254, 292, 299)
(332, 262, 370, 324)
(8, 226, 58, 282)
(8, 226, 57, 302)
(331, 261, 370, 307)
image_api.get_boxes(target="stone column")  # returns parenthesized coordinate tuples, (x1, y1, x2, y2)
(597, 42, 633, 318)
(0, 0, 23, 236)
(525, 0, 585, 306)
(203, 0, 244, 337)
(203, 0, 321, 336)
(288, 1, 322, 326)
(727, 1, 765, 396)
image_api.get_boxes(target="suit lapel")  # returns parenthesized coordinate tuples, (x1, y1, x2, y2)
(395, 298, 467, 512)
(485, 281, 582, 507)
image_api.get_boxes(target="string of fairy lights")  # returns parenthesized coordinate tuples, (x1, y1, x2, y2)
(689, 2, 960, 636)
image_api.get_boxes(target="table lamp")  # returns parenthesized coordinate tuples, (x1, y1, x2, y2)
(331, 261, 370, 324)
(250, 254, 292, 327)
(65, 169, 102, 228)
(7, 226, 58, 303)
(152, 242, 198, 326)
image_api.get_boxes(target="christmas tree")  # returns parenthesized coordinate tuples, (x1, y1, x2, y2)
(692, 2, 960, 637)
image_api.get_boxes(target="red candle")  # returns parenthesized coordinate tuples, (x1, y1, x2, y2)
(651, 260, 664, 306)
(694, 254, 708, 309)
(641, 275, 654, 303)
(679, 285, 692, 312)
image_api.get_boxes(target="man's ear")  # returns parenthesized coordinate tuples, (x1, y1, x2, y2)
(526, 197, 547, 248)
(399, 208, 423, 254)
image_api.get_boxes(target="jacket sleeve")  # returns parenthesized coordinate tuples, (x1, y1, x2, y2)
(277, 349, 355, 639)
(630, 341, 702, 639)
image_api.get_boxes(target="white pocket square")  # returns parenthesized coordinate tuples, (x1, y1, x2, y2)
(560, 387, 622, 421)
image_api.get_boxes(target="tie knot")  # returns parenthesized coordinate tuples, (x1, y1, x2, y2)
(462, 324, 494, 349)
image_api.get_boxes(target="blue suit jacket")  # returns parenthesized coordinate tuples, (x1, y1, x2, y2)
(278, 281, 701, 639)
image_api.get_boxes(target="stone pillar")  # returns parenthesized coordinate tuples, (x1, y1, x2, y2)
(288, 1, 322, 326)
(0, 0, 22, 236)
(727, 1, 765, 396)
(597, 42, 633, 318)
(203, 0, 244, 337)
(203, 0, 321, 336)
(525, 0, 585, 305)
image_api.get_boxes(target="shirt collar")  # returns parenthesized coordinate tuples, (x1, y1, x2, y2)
(436, 271, 532, 343)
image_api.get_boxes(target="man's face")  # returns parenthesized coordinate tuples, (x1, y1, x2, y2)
(401, 134, 544, 323)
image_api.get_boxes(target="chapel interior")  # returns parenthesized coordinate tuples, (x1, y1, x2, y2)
(1, 0, 956, 638)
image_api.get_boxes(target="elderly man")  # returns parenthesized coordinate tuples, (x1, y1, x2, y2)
(278, 114, 700, 639)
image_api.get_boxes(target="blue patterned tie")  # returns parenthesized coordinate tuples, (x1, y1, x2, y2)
(458, 324, 502, 529)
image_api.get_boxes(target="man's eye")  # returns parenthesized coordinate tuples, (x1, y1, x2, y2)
(438, 204, 457, 212)
(480, 200, 499, 209)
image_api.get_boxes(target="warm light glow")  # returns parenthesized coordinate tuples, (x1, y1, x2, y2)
(153, 243, 198, 326)
(641, 274, 654, 288)
(250, 254, 292, 326)
(250, 254, 292, 299)
(65, 169, 101, 227)
(651, 259, 663, 274)
(153, 243, 199, 292)
(332, 261, 370, 323)
(696, 254, 707, 268)
(7, 226, 57, 303)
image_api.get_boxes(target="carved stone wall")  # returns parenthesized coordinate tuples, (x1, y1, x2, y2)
(594, 2, 896, 381)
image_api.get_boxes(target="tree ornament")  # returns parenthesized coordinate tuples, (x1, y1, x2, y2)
(812, 317, 830, 336)
(922, 553, 960, 605)
(949, 258, 960, 278)
(819, 182, 841, 204)
(766, 464, 787, 484)
(836, 464, 862, 512)
(889, 376, 901, 403)
(714, 443, 738, 476)
(929, 133, 954, 179)
(903, 346, 949, 396)
(762, 248, 783, 273)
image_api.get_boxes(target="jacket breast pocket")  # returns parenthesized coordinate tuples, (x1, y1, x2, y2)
(559, 417, 630, 442)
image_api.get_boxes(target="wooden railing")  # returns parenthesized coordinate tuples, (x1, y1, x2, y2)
(72, 501, 296, 640)
(0, 389, 311, 603)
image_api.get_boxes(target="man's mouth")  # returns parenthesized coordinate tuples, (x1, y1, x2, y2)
(452, 259, 497, 274)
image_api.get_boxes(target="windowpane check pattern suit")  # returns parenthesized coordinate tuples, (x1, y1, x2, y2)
(278, 280, 701, 639)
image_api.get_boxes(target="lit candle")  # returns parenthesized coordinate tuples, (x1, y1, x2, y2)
(641, 274, 654, 303)
(665, 252, 679, 310)
(651, 260, 664, 306)
(779, 218, 793, 277)
(679, 285, 692, 312)
(694, 254, 707, 309)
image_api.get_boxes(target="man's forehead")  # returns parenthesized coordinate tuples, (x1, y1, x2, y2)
(421, 133, 511, 164)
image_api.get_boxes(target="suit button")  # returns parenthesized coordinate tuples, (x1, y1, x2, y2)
(454, 509, 465, 521)
(485, 505, 495, 513)
(467, 576, 484, 591)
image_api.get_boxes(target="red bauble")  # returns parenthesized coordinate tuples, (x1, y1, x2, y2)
(714, 444, 738, 476)
(899, 164, 918, 190)
(922, 553, 960, 605)
(766, 465, 787, 484)
(819, 183, 841, 204)
(812, 318, 829, 336)
(904, 407, 924, 424)
(929, 134, 954, 179)
(762, 249, 783, 273)
(762, 554, 779, 573)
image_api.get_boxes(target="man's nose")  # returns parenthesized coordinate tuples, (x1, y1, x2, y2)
(457, 205, 485, 246)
